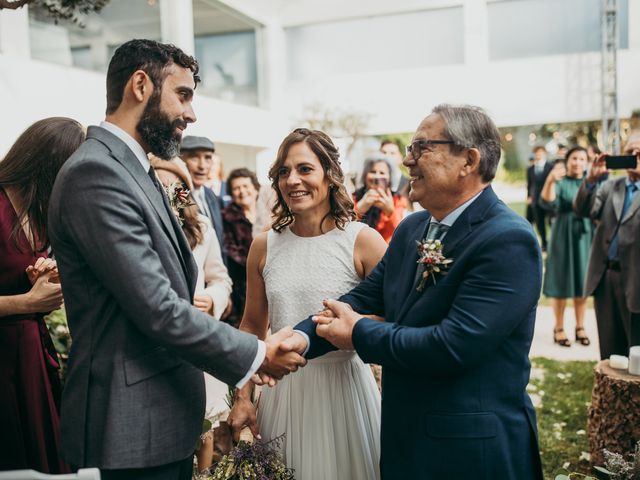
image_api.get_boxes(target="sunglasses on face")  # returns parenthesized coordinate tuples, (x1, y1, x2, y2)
(405, 139, 455, 160)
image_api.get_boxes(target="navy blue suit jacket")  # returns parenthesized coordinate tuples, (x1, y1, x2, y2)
(296, 187, 543, 479)
(203, 186, 226, 263)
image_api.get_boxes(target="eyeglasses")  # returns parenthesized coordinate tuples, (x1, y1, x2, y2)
(405, 139, 455, 160)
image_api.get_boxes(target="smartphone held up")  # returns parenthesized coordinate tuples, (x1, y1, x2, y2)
(605, 155, 637, 170)
(373, 177, 388, 190)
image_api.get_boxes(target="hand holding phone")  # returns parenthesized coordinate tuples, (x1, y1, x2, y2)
(587, 154, 609, 183)
(373, 177, 388, 190)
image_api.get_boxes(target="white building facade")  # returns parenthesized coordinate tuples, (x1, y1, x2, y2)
(0, 0, 639, 176)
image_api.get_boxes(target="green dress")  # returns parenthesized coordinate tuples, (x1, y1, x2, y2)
(541, 177, 593, 298)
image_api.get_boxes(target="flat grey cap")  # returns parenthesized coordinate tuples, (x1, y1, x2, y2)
(180, 135, 215, 152)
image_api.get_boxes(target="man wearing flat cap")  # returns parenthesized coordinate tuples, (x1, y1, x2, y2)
(180, 135, 225, 261)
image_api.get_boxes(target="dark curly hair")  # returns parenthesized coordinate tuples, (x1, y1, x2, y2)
(269, 128, 355, 233)
(106, 39, 200, 115)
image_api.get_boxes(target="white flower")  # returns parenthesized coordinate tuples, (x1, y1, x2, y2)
(579, 451, 591, 462)
(562, 462, 570, 470)
(576, 429, 586, 435)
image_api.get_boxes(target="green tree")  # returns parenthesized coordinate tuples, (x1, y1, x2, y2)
(0, 0, 109, 25)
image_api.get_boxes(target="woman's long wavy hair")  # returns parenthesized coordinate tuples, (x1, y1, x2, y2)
(0, 117, 85, 252)
(269, 128, 355, 233)
(150, 156, 203, 250)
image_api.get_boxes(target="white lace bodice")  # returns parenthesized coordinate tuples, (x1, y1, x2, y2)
(263, 222, 365, 333)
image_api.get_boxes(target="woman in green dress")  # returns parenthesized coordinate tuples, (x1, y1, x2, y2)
(540, 146, 593, 347)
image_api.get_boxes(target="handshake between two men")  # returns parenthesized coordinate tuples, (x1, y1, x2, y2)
(252, 299, 360, 386)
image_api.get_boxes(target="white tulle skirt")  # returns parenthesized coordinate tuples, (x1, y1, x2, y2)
(204, 373, 230, 420)
(257, 351, 381, 480)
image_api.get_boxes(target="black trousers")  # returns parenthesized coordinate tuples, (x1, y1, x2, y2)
(593, 268, 640, 359)
(100, 456, 193, 480)
(532, 204, 548, 250)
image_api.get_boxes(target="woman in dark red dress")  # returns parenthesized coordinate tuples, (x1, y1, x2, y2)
(0, 117, 85, 473)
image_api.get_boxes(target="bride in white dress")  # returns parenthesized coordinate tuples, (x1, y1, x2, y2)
(228, 128, 387, 479)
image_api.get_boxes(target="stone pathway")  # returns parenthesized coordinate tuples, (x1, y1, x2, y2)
(530, 305, 599, 361)
(492, 180, 527, 204)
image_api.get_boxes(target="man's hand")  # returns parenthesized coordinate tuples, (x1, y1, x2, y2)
(259, 327, 307, 380)
(587, 153, 609, 183)
(278, 331, 309, 355)
(227, 395, 260, 443)
(313, 299, 361, 350)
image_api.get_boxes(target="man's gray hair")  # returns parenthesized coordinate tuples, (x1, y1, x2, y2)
(432, 104, 502, 183)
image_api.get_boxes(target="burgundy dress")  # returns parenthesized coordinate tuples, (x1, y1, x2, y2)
(0, 188, 68, 473)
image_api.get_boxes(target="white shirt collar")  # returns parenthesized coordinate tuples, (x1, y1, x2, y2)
(100, 121, 150, 173)
(429, 189, 484, 229)
(625, 177, 640, 190)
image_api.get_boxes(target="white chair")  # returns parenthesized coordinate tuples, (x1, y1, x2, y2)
(0, 469, 100, 480)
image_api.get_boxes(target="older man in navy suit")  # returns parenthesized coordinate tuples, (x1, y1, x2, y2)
(283, 105, 544, 479)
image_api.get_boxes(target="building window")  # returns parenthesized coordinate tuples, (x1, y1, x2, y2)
(488, 0, 629, 60)
(28, 0, 161, 72)
(193, 0, 261, 107)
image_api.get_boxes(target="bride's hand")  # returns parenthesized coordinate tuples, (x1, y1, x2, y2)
(228, 396, 261, 443)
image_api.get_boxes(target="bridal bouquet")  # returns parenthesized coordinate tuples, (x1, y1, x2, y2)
(203, 434, 295, 480)
(196, 388, 294, 480)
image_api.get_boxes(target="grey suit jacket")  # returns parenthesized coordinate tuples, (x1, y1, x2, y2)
(48, 126, 259, 469)
(574, 176, 640, 312)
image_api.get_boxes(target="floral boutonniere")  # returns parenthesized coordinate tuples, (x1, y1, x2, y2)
(416, 239, 453, 292)
(164, 182, 194, 225)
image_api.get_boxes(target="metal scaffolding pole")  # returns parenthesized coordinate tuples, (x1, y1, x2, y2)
(601, 0, 620, 153)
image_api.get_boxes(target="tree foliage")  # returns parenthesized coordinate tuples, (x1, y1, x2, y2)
(0, 0, 109, 26)
(297, 102, 373, 158)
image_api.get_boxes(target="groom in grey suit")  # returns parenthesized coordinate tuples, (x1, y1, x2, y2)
(48, 40, 304, 479)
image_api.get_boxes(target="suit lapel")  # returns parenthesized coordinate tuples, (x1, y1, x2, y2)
(612, 179, 625, 221)
(395, 186, 498, 324)
(87, 127, 194, 290)
(398, 215, 432, 302)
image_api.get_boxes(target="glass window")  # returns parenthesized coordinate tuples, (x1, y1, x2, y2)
(192, 0, 261, 107)
(28, 0, 161, 72)
(285, 7, 464, 81)
(488, 0, 629, 60)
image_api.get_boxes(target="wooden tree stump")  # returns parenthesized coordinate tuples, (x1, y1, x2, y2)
(588, 360, 640, 466)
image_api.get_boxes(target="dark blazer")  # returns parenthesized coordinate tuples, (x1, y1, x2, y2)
(574, 177, 640, 312)
(297, 187, 543, 479)
(48, 126, 259, 469)
(203, 186, 226, 261)
(527, 161, 554, 200)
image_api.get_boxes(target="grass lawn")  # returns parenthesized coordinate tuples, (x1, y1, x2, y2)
(529, 357, 597, 479)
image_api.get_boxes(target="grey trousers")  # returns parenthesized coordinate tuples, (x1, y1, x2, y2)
(593, 268, 640, 359)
